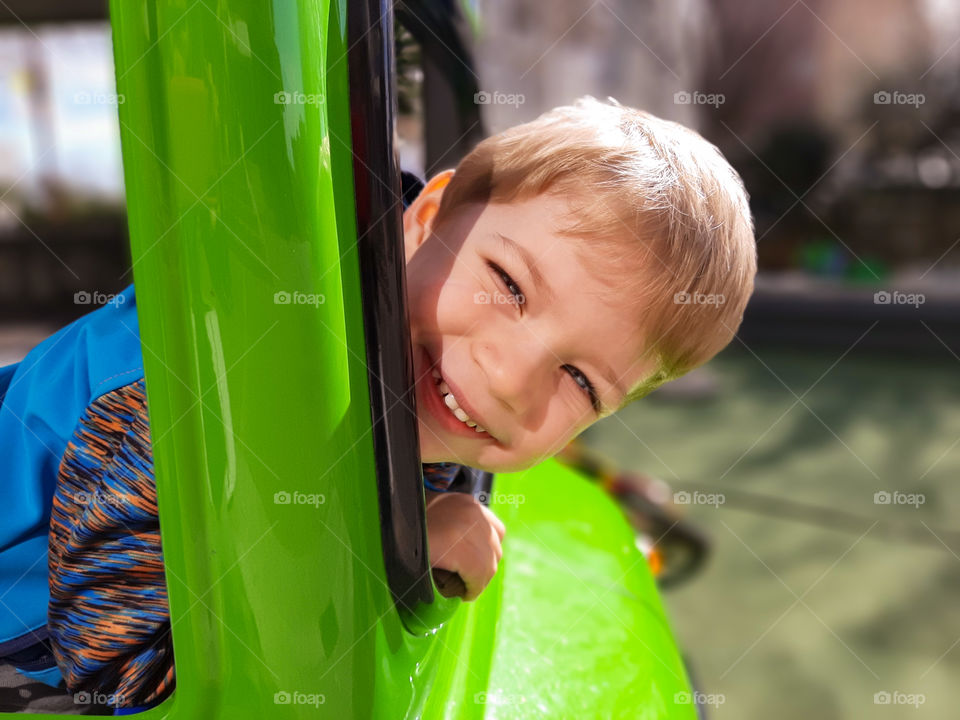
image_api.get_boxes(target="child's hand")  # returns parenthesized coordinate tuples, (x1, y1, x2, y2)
(425, 490, 506, 601)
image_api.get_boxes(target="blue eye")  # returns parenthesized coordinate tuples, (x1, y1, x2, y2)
(563, 364, 601, 414)
(487, 261, 526, 310)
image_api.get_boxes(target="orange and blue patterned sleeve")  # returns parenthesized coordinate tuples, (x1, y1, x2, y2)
(46, 374, 464, 710)
(422, 462, 462, 492)
(47, 377, 174, 710)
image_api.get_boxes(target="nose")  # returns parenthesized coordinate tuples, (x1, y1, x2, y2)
(473, 334, 550, 416)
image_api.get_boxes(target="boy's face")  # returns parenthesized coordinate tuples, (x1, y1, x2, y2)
(402, 171, 653, 473)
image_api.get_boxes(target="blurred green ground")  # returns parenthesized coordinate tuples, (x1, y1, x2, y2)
(580, 346, 960, 719)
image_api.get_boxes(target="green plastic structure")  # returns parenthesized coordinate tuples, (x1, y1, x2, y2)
(2, 1, 698, 717)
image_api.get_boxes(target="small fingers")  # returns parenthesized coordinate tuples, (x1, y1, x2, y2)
(460, 538, 502, 602)
(482, 506, 507, 541)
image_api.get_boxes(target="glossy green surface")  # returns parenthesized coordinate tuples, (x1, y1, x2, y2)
(485, 462, 698, 719)
(370, 457, 697, 720)
(110, 1, 430, 715)
(79, 1, 695, 717)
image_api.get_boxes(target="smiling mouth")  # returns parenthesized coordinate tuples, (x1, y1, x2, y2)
(431, 368, 489, 434)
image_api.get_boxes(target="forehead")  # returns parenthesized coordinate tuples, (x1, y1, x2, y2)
(469, 193, 656, 395)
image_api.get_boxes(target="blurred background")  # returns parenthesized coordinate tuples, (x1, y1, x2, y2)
(1, 0, 959, 717)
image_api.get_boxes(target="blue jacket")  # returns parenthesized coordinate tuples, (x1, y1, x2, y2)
(0, 284, 142, 682)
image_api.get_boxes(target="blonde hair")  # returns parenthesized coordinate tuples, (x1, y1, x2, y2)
(433, 96, 757, 409)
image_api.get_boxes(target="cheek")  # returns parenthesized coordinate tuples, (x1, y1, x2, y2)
(407, 270, 483, 336)
(508, 406, 587, 458)
(406, 274, 441, 328)
(538, 400, 593, 454)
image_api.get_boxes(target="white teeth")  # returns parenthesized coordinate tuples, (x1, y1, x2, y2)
(435, 374, 487, 433)
(442, 392, 465, 418)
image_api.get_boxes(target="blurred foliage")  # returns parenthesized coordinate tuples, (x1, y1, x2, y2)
(793, 238, 889, 283)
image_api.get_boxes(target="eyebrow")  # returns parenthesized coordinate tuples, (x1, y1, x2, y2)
(495, 232, 627, 415)
(495, 232, 556, 304)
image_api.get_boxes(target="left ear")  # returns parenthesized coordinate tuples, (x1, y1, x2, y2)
(403, 169, 455, 262)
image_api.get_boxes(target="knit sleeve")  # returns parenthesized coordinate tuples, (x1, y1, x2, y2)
(422, 462, 462, 492)
(47, 377, 173, 710)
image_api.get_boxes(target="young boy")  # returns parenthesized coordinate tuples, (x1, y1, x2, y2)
(0, 96, 756, 710)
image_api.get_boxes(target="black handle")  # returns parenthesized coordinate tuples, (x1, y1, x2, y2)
(348, 0, 435, 612)
(348, 0, 490, 616)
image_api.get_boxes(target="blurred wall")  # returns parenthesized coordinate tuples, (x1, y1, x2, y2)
(473, 0, 714, 133)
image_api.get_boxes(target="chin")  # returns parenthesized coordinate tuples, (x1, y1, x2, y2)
(418, 440, 464, 466)
(466, 449, 531, 475)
